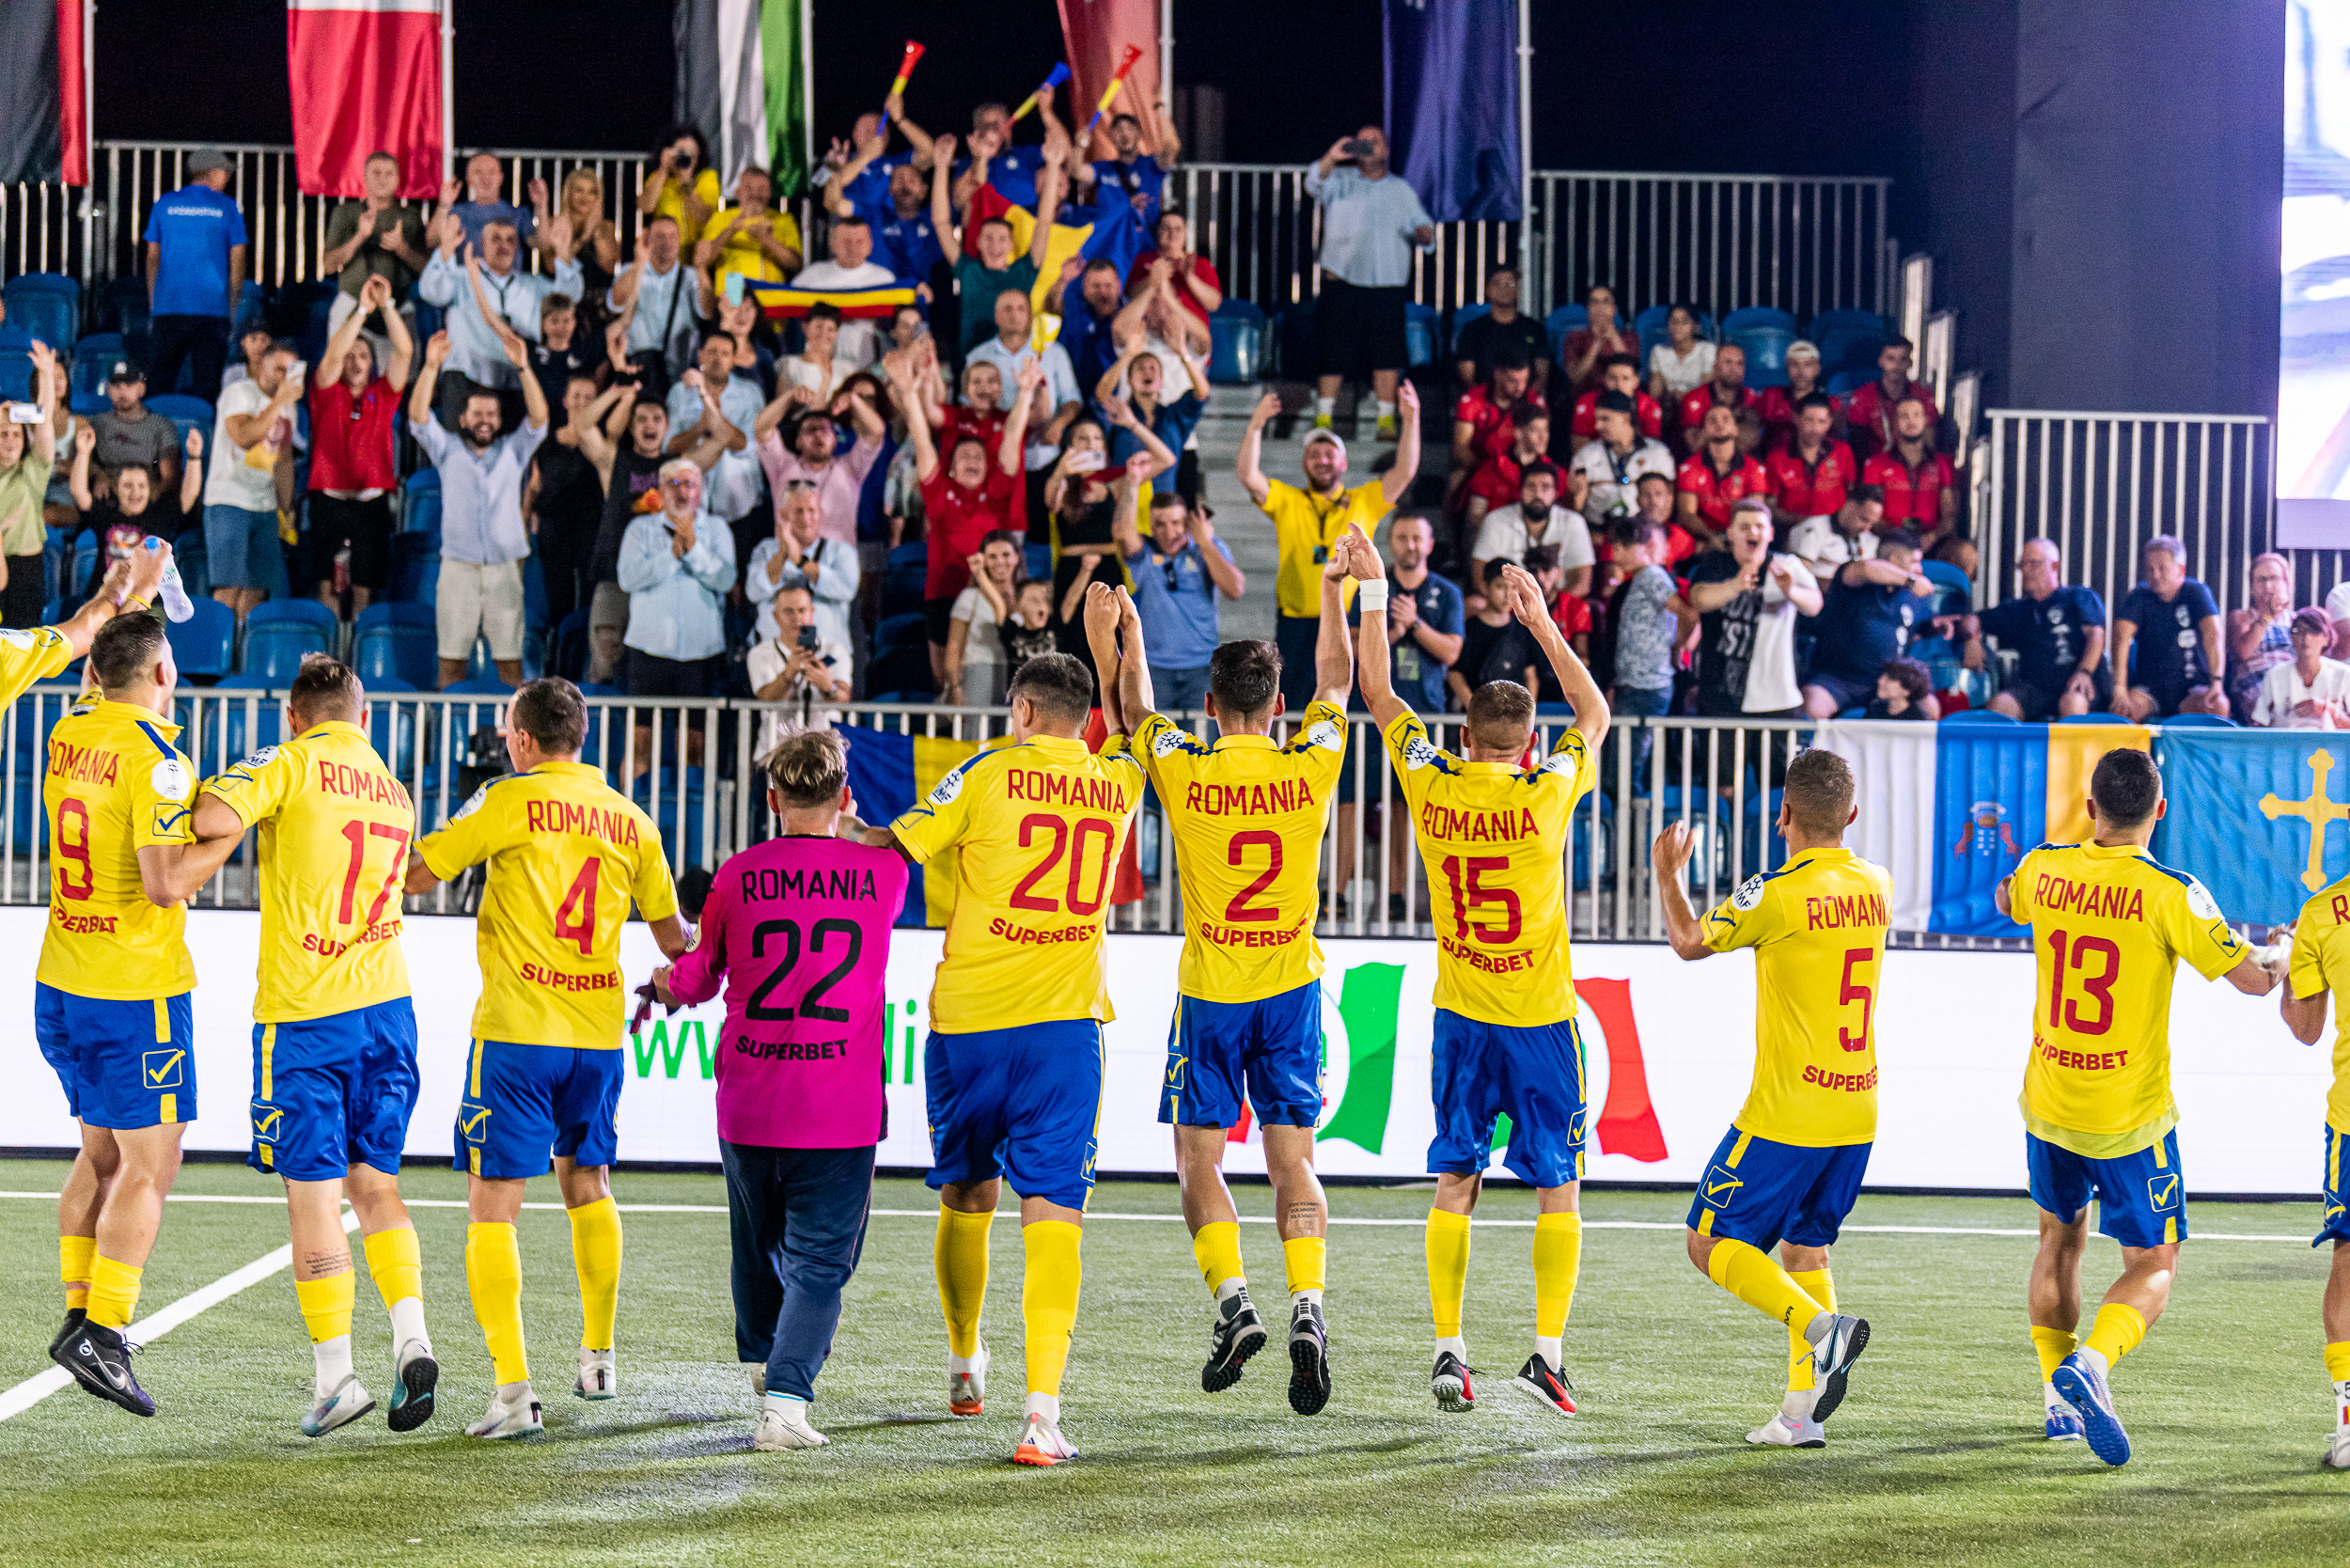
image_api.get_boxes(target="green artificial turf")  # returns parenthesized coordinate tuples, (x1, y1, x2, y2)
(1, 1158, 2342, 1567)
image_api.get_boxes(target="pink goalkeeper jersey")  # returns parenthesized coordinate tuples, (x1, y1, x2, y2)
(666, 836, 908, 1148)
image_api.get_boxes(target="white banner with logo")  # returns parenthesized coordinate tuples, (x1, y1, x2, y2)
(0, 909, 2333, 1199)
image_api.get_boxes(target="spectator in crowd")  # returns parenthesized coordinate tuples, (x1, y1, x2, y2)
(753, 382, 886, 549)
(1676, 495, 1822, 719)
(1569, 389, 1676, 530)
(1450, 557, 1541, 710)
(667, 339, 766, 568)
(1238, 384, 1420, 709)
(2252, 607, 2350, 729)
(70, 423, 201, 582)
(1866, 655, 1934, 720)
(619, 457, 737, 767)
(1755, 339, 1841, 449)
(1046, 409, 1173, 659)
(933, 131, 1067, 353)
(820, 94, 936, 206)
(1764, 393, 1857, 527)
(1473, 460, 1593, 596)
(1631, 469, 1700, 566)
(1786, 482, 1885, 582)
(1675, 341, 1755, 451)
(1076, 102, 1183, 227)
(1647, 306, 1716, 405)
(222, 322, 274, 392)
(951, 100, 1059, 212)
(320, 150, 429, 374)
(1675, 403, 1772, 553)
(1049, 259, 1127, 407)
(1461, 403, 1552, 545)
(1801, 526, 1940, 719)
(143, 149, 248, 398)
(1453, 265, 1548, 392)
(969, 290, 1080, 437)
(789, 217, 901, 368)
(1337, 512, 1462, 918)
(1449, 344, 1545, 520)
(1306, 127, 1434, 439)
(1844, 337, 1937, 460)
(1106, 264, 1214, 451)
(1966, 536, 2108, 720)
(1100, 342, 1209, 504)
(2326, 566, 2350, 661)
(87, 359, 183, 510)
(893, 348, 1035, 686)
(1569, 353, 1663, 443)
(1561, 284, 1638, 399)
(434, 150, 536, 256)
(204, 336, 300, 620)
(746, 582, 853, 760)
(1528, 543, 1590, 667)
(2110, 534, 2227, 720)
(1122, 209, 1221, 328)
(419, 216, 582, 418)
(2227, 552, 2297, 722)
(307, 275, 414, 614)
(525, 291, 604, 391)
(697, 165, 804, 303)
(575, 384, 727, 685)
(776, 303, 859, 406)
(1606, 514, 1682, 783)
(408, 326, 547, 686)
(1861, 396, 1964, 572)
(1112, 463, 1244, 712)
(746, 481, 861, 654)
(945, 530, 1026, 706)
(827, 145, 943, 295)
(639, 125, 722, 236)
(525, 374, 619, 634)
(551, 168, 622, 307)
(0, 342, 59, 627)
(610, 218, 698, 387)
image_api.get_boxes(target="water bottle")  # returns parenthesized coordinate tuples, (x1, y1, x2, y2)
(143, 537, 194, 623)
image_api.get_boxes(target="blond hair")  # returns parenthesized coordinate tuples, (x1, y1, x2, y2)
(765, 729, 848, 808)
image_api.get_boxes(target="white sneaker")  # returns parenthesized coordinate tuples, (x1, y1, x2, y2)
(1747, 1410, 1826, 1449)
(1011, 1410, 1078, 1466)
(300, 1372, 376, 1437)
(949, 1340, 990, 1417)
(466, 1380, 544, 1439)
(2325, 1425, 2350, 1471)
(575, 1347, 616, 1401)
(753, 1400, 829, 1450)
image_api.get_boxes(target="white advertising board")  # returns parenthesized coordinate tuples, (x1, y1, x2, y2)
(0, 910, 2333, 1198)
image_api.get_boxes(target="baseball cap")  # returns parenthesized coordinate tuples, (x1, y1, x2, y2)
(1594, 389, 1637, 415)
(1785, 338, 1821, 363)
(187, 148, 230, 175)
(104, 359, 144, 384)
(1302, 428, 1347, 461)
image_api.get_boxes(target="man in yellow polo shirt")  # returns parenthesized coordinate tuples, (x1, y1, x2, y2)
(1237, 384, 1419, 711)
(696, 165, 804, 301)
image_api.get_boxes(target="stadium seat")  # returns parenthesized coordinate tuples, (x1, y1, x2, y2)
(1571, 790, 1614, 891)
(1450, 301, 1491, 349)
(445, 677, 516, 695)
(1722, 306, 1798, 337)
(352, 603, 438, 690)
(1941, 709, 2016, 724)
(2, 272, 79, 350)
(1207, 301, 1264, 384)
(1806, 308, 1888, 341)
(1731, 326, 1795, 388)
(70, 334, 125, 411)
(2161, 713, 2238, 729)
(884, 541, 930, 612)
(465, 635, 505, 684)
(1023, 543, 1052, 586)
(388, 532, 439, 604)
(551, 606, 591, 682)
(1543, 305, 1587, 364)
(0, 328, 31, 401)
(249, 598, 337, 635)
(523, 554, 548, 633)
(1826, 368, 1875, 397)
(1403, 303, 1439, 369)
(1815, 327, 1886, 377)
(634, 766, 707, 869)
(403, 468, 442, 538)
(366, 681, 420, 779)
(873, 612, 928, 653)
(165, 598, 236, 680)
(1273, 304, 1316, 381)
(241, 616, 333, 682)
(144, 394, 216, 453)
(1632, 304, 1675, 347)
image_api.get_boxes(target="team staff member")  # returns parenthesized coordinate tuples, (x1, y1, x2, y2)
(404, 678, 689, 1440)
(652, 730, 910, 1451)
(1653, 751, 1883, 1450)
(1996, 748, 2279, 1466)
(41, 609, 244, 1416)
(1349, 539, 1608, 1419)
(196, 655, 441, 1439)
(841, 646, 1143, 1467)
(1237, 386, 1419, 712)
(1104, 538, 1355, 1417)
(2281, 868, 2350, 1469)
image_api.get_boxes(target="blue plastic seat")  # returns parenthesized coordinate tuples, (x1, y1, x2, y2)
(445, 677, 516, 696)
(388, 533, 439, 604)
(633, 766, 707, 869)
(1450, 301, 1492, 350)
(1815, 327, 1886, 377)
(1207, 301, 1264, 385)
(1806, 308, 1888, 340)
(352, 620, 437, 691)
(551, 606, 591, 682)
(3, 273, 79, 350)
(1731, 326, 1794, 389)
(874, 612, 928, 652)
(1632, 304, 1674, 347)
(1023, 543, 1051, 585)
(144, 394, 215, 454)
(1826, 369, 1874, 397)
(1543, 305, 1587, 364)
(1570, 790, 1614, 891)
(1723, 306, 1799, 337)
(403, 469, 442, 538)
(165, 598, 236, 680)
(242, 620, 332, 682)
(2161, 713, 2238, 729)
(1919, 558, 1972, 614)
(248, 598, 337, 635)
(1403, 303, 1439, 369)
(1941, 709, 2018, 724)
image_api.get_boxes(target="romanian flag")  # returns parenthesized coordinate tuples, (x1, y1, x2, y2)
(741, 277, 919, 322)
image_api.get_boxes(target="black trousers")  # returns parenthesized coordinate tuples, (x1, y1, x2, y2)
(720, 1140, 876, 1402)
(148, 314, 227, 398)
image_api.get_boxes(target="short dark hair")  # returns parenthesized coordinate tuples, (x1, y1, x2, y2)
(1783, 748, 1856, 836)
(1846, 482, 1885, 508)
(831, 213, 870, 231)
(1465, 680, 1535, 749)
(979, 216, 1014, 237)
(1610, 515, 1664, 550)
(1480, 556, 1519, 589)
(1525, 543, 1559, 575)
(1635, 470, 1674, 491)
(1148, 487, 1186, 514)
(1520, 460, 1560, 491)
(1883, 335, 1914, 353)
(1878, 526, 1925, 557)
(2295, 606, 2331, 640)
(542, 292, 577, 315)
(288, 654, 362, 726)
(1008, 651, 1094, 725)
(1208, 640, 1281, 719)
(1081, 258, 1121, 281)
(766, 729, 849, 808)
(510, 677, 588, 755)
(2090, 746, 2162, 831)
(1796, 391, 1834, 414)
(89, 614, 166, 690)
(1512, 400, 1548, 430)
(1599, 352, 1640, 372)
(805, 302, 842, 326)
(1490, 343, 1530, 373)
(1878, 655, 1932, 704)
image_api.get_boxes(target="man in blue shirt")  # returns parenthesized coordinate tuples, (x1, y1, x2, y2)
(619, 459, 737, 776)
(142, 149, 248, 398)
(1073, 107, 1182, 226)
(1800, 526, 1942, 717)
(1051, 260, 1127, 410)
(1969, 537, 2111, 720)
(1113, 474, 1244, 712)
(1305, 128, 1435, 441)
(826, 145, 943, 288)
(2110, 532, 2228, 720)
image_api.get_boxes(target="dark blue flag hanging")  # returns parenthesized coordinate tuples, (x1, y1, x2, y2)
(1384, 0, 1523, 223)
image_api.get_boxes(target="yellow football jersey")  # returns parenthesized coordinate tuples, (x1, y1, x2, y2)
(1264, 478, 1388, 619)
(1702, 846, 1894, 1147)
(1135, 701, 1347, 1004)
(890, 732, 1144, 1032)
(416, 760, 680, 1049)
(0, 625, 75, 704)
(2005, 840, 2248, 1157)
(35, 698, 198, 1000)
(1385, 712, 1594, 1027)
(2288, 874, 2350, 1131)
(203, 720, 415, 1023)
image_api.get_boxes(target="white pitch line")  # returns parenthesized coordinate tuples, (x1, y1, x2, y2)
(0, 1209, 357, 1423)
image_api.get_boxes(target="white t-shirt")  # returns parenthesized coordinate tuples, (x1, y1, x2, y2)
(950, 585, 1005, 700)
(1745, 554, 1820, 713)
(1648, 339, 1716, 399)
(2253, 657, 2350, 729)
(204, 378, 286, 512)
(1568, 437, 1676, 525)
(789, 261, 898, 365)
(2324, 581, 2350, 630)
(746, 631, 852, 759)
(1786, 514, 1879, 577)
(1471, 505, 1595, 574)
(781, 354, 864, 403)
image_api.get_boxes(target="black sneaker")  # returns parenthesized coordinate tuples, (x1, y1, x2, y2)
(386, 1340, 439, 1433)
(1512, 1354, 1578, 1416)
(1287, 1299, 1331, 1416)
(49, 1307, 86, 1359)
(1201, 1289, 1267, 1392)
(1432, 1349, 1477, 1412)
(52, 1319, 154, 1417)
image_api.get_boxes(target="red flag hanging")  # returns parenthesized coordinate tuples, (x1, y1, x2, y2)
(287, 0, 444, 198)
(1057, 0, 1163, 153)
(55, 0, 87, 186)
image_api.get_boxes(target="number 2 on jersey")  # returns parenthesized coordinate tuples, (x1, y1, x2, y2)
(337, 820, 411, 926)
(1223, 831, 1283, 923)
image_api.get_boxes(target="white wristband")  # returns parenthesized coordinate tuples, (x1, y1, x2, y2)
(1355, 578, 1388, 613)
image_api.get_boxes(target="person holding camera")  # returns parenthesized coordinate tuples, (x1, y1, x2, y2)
(1305, 128, 1434, 442)
(638, 126, 722, 237)
(748, 583, 852, 760)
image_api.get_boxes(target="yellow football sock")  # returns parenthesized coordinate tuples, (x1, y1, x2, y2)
(1426, 1209, 1471, 1338)
(2032, 1326, 2079, 1382)
(2326, 1341, 2350, 1384)
(1192, 1220, 1246, 1297)
(294, 1272, 355, 1345)
(465, 1221, 529, 1385)
(86, 1256, 143, 1331)
(1786, 1267, 1837, 1391)
(1021, 1220, 1083, 1397)
(362, 1225, 423, 1309)
(568, 1199, 623, 1351)
(1707, 1237, 1827, 1333)
(1790, 1267, 1836, 1314)
(934, 1205, 995, 1358)
(1532, 1213, 1581, 1339)
(1283, 1235, 1327, 1296)
(2082, 1302, 2147, 1366)
(60, 1234, 95, 1310)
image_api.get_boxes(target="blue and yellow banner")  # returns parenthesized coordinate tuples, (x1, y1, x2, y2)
(838, 724, 983, 927)
(2154, 729, 2350, 926)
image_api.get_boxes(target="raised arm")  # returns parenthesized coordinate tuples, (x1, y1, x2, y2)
(1000, 359, 1043, 475)
(408, 330, 448, 429)
(1502, 560, 1607, 750)
(1236, 390, 1278, 506)
(930, 134, 962, 265)
(1085, 581, 1135, 734)
(380, 279, 415, 391)
(317, 274, 377, 387)
(890, 353, 942, 483)
(25, 342, 60, 466)
(67, 424, 96, 510)
(1313, 524, 1367, 707)
(1109, 453, 1150, 557)
(1345, 531, 1406, 732)
(1378, 382, 1422, 506)
(1650, 823, 1716, 960)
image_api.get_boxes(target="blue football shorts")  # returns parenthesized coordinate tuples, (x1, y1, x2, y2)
(2317, 1124, 2350, 1250)
(248, 997, 420, 1182)
(1686, 1126, 1872, 1250)
(1159, 980, 1324, 1130)
(925, 1019, 1104, 1212)
(2026, 1128, 2187, 1249)
(452, 1039, 625, 1181)
(36, 984, 196, 1131)
(1427, 1009, 1588, 1189)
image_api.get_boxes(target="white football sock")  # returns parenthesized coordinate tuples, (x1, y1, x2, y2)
(388, 1295, 430, 1353)
(2044, 1380, 2070, 1413)
(1292, 1287, 1324, 1309)
(2076, 1345, 2110, 1378)
(1535, 1335, 1562, 1370)
(1023, 1390, 1059, 1425)
(2331, 1380, 2350, 1425)
(1434, 1334, 1467, 1362)
(1314, 397, 1336, 418)
(312, 1333, 353, 1396)
(1214, 1277, 1248, 1307)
